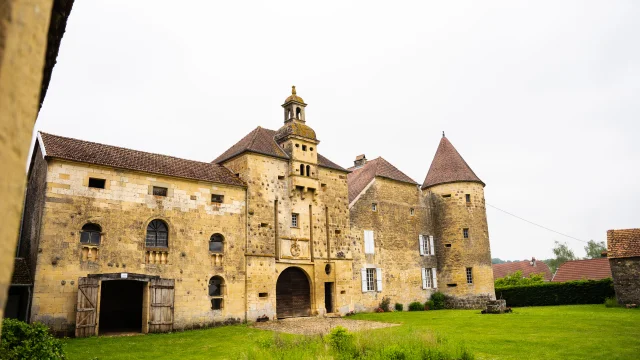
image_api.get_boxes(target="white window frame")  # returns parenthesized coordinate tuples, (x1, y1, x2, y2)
(419, 235, 435, 256)
(361, 268, 383, 292)
(421, 268, 438, 289)
(364, 230, 375, 254)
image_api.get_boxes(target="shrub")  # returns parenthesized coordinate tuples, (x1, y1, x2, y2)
(495, 270, 545, 287)
(395, 302, 403, 312)
(0, 319, 66, 360)
(425, 300, 435, 310)
(430, 291, 446, 310)
(604, 297, 620, 308)
(327, 326, 356, 359)
(495, 278, 615, 307)
(379, 296, 391, 312)
(408, 301, 424, 311)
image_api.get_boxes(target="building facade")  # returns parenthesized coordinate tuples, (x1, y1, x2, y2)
(607, 228, 640, 305)
(15, 87, 495, 336)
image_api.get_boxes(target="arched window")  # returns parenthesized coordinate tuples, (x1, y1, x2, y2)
(306, 165, 310, 177)
(296, 107, 301, 119)
(209, 276, 224, 310)
(80, 223, 101, 245)
(146, 219, 168, 248)
(299, 164, 304, 175)
(210, 233, 224, 253)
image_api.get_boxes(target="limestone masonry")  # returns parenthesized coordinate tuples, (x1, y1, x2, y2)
(16, 87, 495, 336)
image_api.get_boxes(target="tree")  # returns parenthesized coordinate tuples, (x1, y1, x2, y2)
(547, 241, 577, 273)
(584, 240, 606, 259)
(495, 270, 545, 287)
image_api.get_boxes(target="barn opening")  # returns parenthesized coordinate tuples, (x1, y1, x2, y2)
(276, 267, 311, 319)
(99, 280, 144, 334)
(324, 282, 334, 313)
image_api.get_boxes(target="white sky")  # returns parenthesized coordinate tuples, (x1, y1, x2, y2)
(36, 1, 640, 261)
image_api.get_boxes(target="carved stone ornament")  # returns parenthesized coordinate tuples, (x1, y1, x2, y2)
(290, 241, 301, 257)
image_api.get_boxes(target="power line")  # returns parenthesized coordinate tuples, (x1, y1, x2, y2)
(486, 203, 589, 244)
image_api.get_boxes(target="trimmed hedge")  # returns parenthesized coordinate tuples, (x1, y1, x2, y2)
(495, 278, 614, 307)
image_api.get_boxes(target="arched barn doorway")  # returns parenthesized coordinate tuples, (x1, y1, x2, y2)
(276, 267, 311, 318)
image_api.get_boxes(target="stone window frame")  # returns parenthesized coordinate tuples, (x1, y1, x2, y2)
(209, 233, 224, 253)
(88, 177, 106, 189)
(146, 219, 169, 248)
(147, 181, 174, 197)
(465, 194, 471, 203)
(291, 213, 299, 228)
(466, 267, 473, 284)
(372, 203, 377, 211)
(463, 228, 469, 239)
(208, 275, 225, 310)
(410, 208, 415, 216)
(80, 223, 102, 246)
(82, 172, 111, 190)
(211, 194, 224, 203)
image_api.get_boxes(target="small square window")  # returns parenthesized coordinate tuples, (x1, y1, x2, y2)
(463, 228, 469, 238)
(88, 178, 106, 189)
(259, 292, 268, 298)
(410, 208, 415, 216)
(211, 194, 224, 203)
(442, 194, 451, 198)
(302, 145, 307, 151)
(465, 194, 471, 203)
(372, 203, 377, 211)
(211, 298, 223, 310)
(291, 213, 299, 228)
(466, 267, 473, 284)
(152, 186, 168, 196)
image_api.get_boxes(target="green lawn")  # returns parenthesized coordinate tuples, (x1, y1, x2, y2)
(64, 305, 640, 360)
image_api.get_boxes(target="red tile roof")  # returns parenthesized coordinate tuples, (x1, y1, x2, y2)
(607, 228, 640, 258)
(492, 259, 553, 281)
(551, 258, 612, 282)
(422, 136, 484, 189)
(347, 157, 418, 204)
(39, 132, 245, 187)
(212, 126, 347, 172)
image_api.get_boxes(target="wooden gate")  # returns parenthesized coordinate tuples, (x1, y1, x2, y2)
(148, 278, 175, 333)
(75, 277, 99, 337)
(276, 267, 311, 318)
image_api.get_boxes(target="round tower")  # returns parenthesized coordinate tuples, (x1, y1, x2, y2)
(422, 133, 495, 308)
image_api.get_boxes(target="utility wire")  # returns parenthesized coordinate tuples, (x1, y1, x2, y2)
(486, 203, 589, 244)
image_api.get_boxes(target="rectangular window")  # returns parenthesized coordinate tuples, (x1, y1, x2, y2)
(372, 203, 377, 211)
(364, 230, 374, 254)
(410, 208, 415, 216)
(211, 298, 223, 310)
(88, 178, 106, 189)
(152, 186, 168, 196)
(442, 194, 451, 198)
(419, 235, 435, 255)
(466, 267, 473, 284)
(465, 194, 471, 203)
(463, 228, 469, 239)
(211, 194, 224, 203)
(366, 268, 376, 291)
(291, 213, 299, 228)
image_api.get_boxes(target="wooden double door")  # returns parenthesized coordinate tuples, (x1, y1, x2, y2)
(276, 267, 311, 318)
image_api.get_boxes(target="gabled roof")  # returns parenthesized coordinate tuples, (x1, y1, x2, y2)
(39, 132, 245, 187)
(607, 228, 640, 258)
(551, 258, 612, 282)
(422, 136, 484, 189)
(492, 259, 553, 281)
(347, 157, 418, 204)
(213, 127, 347, 172)
(11, 258, 31, 285)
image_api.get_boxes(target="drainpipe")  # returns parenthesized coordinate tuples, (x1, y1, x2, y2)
(244, 188, 249, 324)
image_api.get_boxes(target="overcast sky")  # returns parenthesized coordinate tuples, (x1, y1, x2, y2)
(36, 1, 640, 261)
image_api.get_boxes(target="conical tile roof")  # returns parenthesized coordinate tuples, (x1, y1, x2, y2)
(421, 136, 484, 189)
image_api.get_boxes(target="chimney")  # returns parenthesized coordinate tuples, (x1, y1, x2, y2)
(354, 154, 367, 167)
(530, 257, 536, 267)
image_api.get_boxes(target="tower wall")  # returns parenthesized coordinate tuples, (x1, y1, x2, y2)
(427, 181, 495, 308)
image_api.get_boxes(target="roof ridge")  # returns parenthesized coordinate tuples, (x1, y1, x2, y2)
(39, 131, 221, 167)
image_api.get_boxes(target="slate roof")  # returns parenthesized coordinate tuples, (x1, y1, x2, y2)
(39, 132, 245, 187)
(11, 258, 32, 285)
(492, 259, 553, 281)
(347, 157, 418, 204)
(607, 228, 640, 258)
(422, 136, 484, 189)
(551, 258, 612, 282)
(213, 127, 347, 172)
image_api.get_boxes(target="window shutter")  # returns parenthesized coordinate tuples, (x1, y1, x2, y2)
(361, 268, 367, 292)
(364, 230, 374, 254)
(419, 235, 425, 255)
(429, 236, 435, 255)
(376, 268, 383, 292)
(421, 268, 427, 289)
(432, 268, 438, 288)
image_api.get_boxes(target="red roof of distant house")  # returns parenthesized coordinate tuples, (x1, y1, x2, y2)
(551, 258, 612, 282)
(492, 259, 553, 281)
(607, 228, 640, 258)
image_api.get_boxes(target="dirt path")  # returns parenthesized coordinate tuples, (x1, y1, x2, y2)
(252, 317, 399, 335)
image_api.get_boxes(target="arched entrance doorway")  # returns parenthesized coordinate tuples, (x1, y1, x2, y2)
(276, 267, 311, 318)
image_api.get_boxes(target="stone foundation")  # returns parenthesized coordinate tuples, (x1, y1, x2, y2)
(609, 257, 640, 305)
(444, 294, 494, 309)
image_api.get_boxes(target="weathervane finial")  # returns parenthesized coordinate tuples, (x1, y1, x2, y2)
(292, 85, 296, 95)
(442, 131, 445, 138)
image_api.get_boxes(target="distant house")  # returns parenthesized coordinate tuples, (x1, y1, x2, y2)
(493, 258, 553, 281)
(607, 228, 640, 305)
(551, 258, 612, 282)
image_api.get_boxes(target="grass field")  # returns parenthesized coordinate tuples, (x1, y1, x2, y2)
(63, 305, 640, 360)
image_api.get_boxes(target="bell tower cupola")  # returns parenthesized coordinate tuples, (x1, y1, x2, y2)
(283, 85, 306, 122)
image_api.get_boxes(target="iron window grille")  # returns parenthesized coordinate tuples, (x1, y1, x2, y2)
(466, 267, 473, 284)
(80, 223, 101, 245)
(146, 219, 168, 247)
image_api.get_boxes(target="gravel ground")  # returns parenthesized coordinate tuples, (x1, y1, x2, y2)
(252, 317, 399, 335)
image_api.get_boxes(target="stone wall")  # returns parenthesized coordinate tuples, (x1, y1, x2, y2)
(29, 158, 247, 334)
(427, 181, 495, 307)
(609, 257, 640, 305)
(350, 177, 436, 311)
